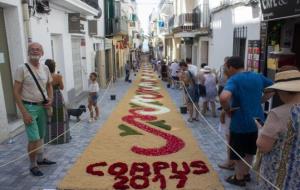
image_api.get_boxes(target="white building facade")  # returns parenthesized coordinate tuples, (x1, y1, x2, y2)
(0, 0, 27, 143)
(0, 0, 104, 143)
(209, 0, 261, 69)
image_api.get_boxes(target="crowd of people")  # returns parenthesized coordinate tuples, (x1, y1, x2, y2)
(151, 56, 300, 189)
(12, 42, 300, 189)
(151, 57, 219, 121)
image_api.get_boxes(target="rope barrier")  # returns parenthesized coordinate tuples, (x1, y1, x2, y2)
(0, 76, 114, 169)
(166, 71, 279, 190)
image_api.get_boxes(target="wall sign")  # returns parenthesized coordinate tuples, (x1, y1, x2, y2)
(88, 20, 98, 36)
(247, 40, 261, 72)
(68, 13, 85, 34)
(260, 0, 300, 21)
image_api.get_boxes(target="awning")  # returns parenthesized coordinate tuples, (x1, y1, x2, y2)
(260, 0, 300, 21)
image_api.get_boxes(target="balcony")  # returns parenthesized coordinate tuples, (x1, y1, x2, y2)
(105, 0, 128, 36)
(193, 3, 210, 29)
(171, 13, 196, 34)
(114, 17, 128, 35)
(105, 17, 128, 36)
(170, 4, 210, 35)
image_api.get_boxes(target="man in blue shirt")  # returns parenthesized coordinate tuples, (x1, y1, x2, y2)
(220, 56, 273, 187)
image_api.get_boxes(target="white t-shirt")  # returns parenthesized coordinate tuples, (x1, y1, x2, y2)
(15, 63, 52, 102)
(170, 62, 179, 76)
(89, 82, 99, 93)
(188, 64, 199, 84)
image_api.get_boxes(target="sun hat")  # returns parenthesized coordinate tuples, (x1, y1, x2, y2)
(203, 66, 212, 73)
(265, 70, 300, 92)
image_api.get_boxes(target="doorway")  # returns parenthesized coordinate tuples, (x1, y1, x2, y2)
(51, 34, 64, 74)
(0, 8, 18, 122)
(201, 41, 209, 65)
(105, 49, 111, 83)
(71, 38, 83, 95)
(116, 52, 120, 77)
(293, 24, 300, 68)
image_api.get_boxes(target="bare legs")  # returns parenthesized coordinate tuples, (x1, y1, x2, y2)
(28, 139, 44, 168)
(202, 100, 216, 117)
(88, 99, 100, 121)
(188, 102, 200, 121)
(235, 154, 253, 180)
(28, 140, 39, 168)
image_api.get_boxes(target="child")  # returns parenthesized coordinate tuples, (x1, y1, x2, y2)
(88, 72, 99, 122)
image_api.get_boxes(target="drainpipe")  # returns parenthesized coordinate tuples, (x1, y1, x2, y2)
(21, 0, 32, 45)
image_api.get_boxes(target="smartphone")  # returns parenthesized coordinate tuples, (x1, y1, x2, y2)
(254, 118, 264, 126)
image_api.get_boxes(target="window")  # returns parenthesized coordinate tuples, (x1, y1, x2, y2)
(233, 26, 247, 60)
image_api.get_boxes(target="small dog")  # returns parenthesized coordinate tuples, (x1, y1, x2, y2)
(67, 105, 86, 122)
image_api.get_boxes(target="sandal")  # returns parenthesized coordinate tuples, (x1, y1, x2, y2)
(244, 173, 251, 182)
(187, 118, 193, 122)
(226, 175, 246, 187)
(218, 163, 235, 171)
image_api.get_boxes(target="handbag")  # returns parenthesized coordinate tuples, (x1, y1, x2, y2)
(25, 63, 52, 116)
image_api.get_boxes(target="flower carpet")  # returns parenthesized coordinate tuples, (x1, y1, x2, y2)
(58, 64, 223, 190)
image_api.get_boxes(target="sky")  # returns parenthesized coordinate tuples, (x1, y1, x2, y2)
(136, 0, 160, 34)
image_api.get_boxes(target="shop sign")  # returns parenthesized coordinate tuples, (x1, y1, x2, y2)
(260, 0, 300, 21)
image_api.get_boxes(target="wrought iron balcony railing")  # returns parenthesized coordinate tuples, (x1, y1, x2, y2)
(105, 17, 128, 36)
(168, 3, 210, 34)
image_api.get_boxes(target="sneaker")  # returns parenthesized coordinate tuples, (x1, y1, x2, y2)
(30, 167, 43, 176)
(37, 158, 56, 166)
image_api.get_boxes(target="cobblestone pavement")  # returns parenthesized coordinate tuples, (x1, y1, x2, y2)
(0, 77, 134, 190)
(0, 73, 257, 190)
(165, 83, 257, 190)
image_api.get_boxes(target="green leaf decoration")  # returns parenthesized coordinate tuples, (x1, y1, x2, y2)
(129, 103, 141, 108)
(118, 124, 143, 136)
(148, 120, 171, 131)
(149, 101, 163, 106)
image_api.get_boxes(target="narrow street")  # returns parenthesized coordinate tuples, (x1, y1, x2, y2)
(0, 0, 299, 189)
(0, 57, 256, 190)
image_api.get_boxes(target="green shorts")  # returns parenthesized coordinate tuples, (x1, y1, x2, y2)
(24, 104, 47, 142)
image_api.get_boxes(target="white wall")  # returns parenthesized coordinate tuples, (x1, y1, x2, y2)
(209, 5, 261, 69)
(30, 2, 105, 102)
(0, 0, 27, 142)
(1, 0, 27, 74)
